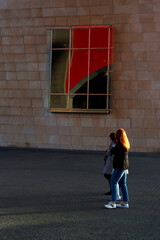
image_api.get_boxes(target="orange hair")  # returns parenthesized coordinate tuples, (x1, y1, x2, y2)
(116, 128, 130, 151)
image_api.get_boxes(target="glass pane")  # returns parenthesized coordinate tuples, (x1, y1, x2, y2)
(71, 28, 89, 48)
(51, 50, 69, 93)
(50, 95, 68, 109)
(52, 29, 69, 48)
(89, 72, 107, 94)
(90, 28, 109, 48)
(108, 95, 112, 109)
(69, 49, 88, 94)
(89, 49, 108, 93)
(69, 95, 87, 109)
(89, 95, 107, 109)
(90, 49, 108, 74)
(108, 72, 113, 94)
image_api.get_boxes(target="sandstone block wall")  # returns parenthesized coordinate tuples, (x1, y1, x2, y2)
(0, 0, 160, 152)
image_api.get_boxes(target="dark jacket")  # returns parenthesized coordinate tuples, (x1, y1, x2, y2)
(110, 142, 129, 170)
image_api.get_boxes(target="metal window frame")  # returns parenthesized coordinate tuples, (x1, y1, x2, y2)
(48, 25, 114, 114)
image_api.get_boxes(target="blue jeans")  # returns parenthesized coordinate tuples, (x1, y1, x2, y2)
(111, 169, 129, 202)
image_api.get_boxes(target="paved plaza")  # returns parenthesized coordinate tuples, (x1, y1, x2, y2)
(0, 148, 159, 240)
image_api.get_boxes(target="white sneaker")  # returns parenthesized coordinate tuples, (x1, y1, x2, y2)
(117, 195, 122, 200)
(116, 202, 129, 208)
(104, 202, 116, 209)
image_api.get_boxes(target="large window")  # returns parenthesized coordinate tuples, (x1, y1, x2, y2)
(47, 25, 114, 113)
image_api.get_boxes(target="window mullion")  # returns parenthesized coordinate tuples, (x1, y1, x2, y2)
(68, 28, 72, 110)
(106, 27, 111, 110)
(49, 30, 53, 108)
(87, 28, 91, 110)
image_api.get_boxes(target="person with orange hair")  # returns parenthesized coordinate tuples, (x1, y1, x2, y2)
(104, 128, 130, 209)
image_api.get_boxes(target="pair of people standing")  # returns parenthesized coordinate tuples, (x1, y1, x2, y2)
(103, 133, 121, 200)
(104, 128, 130, 209)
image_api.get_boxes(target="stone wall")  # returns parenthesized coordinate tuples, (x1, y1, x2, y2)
(0, 0, 160, 152)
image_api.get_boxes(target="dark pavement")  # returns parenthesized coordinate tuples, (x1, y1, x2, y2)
(0, 148, 159, 240)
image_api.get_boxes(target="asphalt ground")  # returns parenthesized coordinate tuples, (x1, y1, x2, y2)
(0, 148, 159, 240)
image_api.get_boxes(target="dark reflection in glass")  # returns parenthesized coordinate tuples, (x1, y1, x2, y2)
(108, 95, 112, 109)
(52, 29, 69, 48)
(69, 49, 88, 94)
(108, 72, 113, 94)
(73, 81, 88, 97)
(51, 50, 69, 93)
(89, 95, 107, 109)
(71, 29, 89, 48)
(70, 95, 87, 109)
(50, 95, 68, 109)
(89, 49, 108, 94)
(91, 28, 109, 48)
(89, 68, 107, 94)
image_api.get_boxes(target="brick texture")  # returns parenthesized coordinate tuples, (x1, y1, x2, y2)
(0, 0, 159, 152)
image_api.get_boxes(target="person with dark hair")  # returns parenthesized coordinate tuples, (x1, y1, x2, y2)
(104, 128, 130, 209)
(103, 133, 121, 199)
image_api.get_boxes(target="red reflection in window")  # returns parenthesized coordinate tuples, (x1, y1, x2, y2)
(65, 26, 114, 93)
(89, 49, 108, 74)
(69, 50, 88, 93)
(90, 28, 109, 48)
(72, 29, 89, 48)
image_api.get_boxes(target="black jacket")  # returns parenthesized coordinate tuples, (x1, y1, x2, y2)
(110, 142, 129, 170)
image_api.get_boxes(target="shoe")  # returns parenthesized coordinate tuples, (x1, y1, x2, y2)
(117, 195, 122, 200)
(105, 191, 111, 195)
(116, 202, 129, 208)
(104, 202, 116, 209)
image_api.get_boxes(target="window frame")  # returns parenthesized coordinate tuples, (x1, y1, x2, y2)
(47, 25, 114, 114)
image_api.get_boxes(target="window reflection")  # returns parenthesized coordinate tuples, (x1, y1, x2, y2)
(89, 49, 108, 94)
(72, 29, 89, 48)
(89, 95, 107, 109)
(108, 72, 113, 94)
(90, 49, 108, 75)
(69, 49, 88, 94)
(49, 25, 114, 113)
(70, 95, 87, 109)
(50, 95, 68, 109)
(52, 29, 69, 48)
(89, 69, 107, 94)
(51, 50, 69, 93)
(90, 28, 109, 48)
